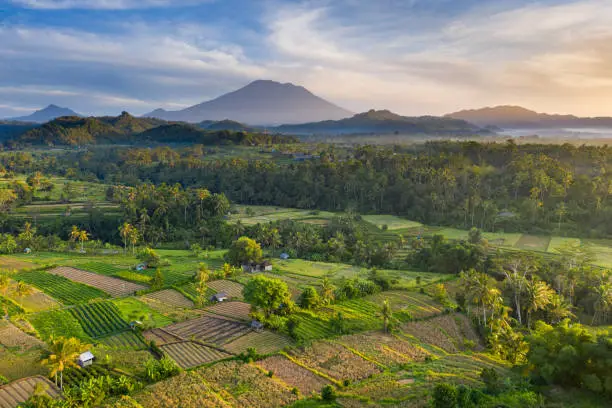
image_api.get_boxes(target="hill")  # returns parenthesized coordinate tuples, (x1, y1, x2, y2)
(199, 119, 255, 132)
(144, 80, 353, 125)
(15, 112, 166, 145)
(447, 105, 612, 129)
(10, 104, 82, 123)
(275, 109, 490, 136)
(0, 121, 39, 142)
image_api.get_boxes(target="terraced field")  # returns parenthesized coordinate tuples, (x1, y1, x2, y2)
(47, 266, 146, 297)
(0, 322, 42, 350)
(337, 332, 429, 367)
(204, 301, 251, 321)
(0, 257, 37, 271)
(70, 301, 129, 338)
(163, 315, 251, 346)
(223, 331, 293, 354)
(14, 270, 108, 305)
(257, 355, 331, 395)
(0, 376, 60, 408)
(143, 289, 193, 309)
(99, 331, 147, 350)
(206, 280, 244, 299)
(3, 282, 59, 312)
(143, 328, 183, 346)
(161, 341, 230, 369)
(292, 312, 334, 342)
(367, 290, 443, 319)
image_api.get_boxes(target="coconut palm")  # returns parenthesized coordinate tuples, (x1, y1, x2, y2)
(591, 284, 612, 325)
(320, 277, 336, 305)
(77, 229, 88, 252)
(501, 257, 536, 325)
(118, 222, 133, 254)
(41, 336, 90, 390)
(381, 299, 392, 333)
(524, 279, 554, 328)
(546, 294, 575, 324)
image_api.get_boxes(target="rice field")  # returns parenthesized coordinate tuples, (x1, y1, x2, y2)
(223, 331, 294, 354)
(362, 215, 422, 230)
(47, 266, 146, 297)
(113, 297, 174, 329)
(14, 270, 108, 305)
(70, 301, 129, 338)
(0, 322, 43, 350)
(257, 355, 331, 395)
(3, 281, 60, 312)
(163, 314, 251, 346)
(336, 332, 429, 367)
(204, 301, 251, 321)
(514, 234, 551, 252)
(0, 376, 60, 408)
(161, 341, 230, 369)
(0, 257, 37, 271)
(99, 331, 147, 350)
(142, 328, 183, 346)
(28, 309, 91, 341)
(206, 280, 244, 299)
(143, 289, 194, 309)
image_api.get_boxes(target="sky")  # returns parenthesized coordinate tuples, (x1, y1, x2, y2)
(1, 0, 612, 118)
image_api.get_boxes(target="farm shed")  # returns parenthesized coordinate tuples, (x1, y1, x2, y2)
(251, 320, 264, 331)
(211, 292, 229, 302)
(23, 248, 31, 254)
(280, 253, 290, 260)
(135, 263, 148, 271)
(78, 351, 95, 367)
(242, 261, 273, 273)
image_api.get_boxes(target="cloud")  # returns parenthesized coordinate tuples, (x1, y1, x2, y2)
(8, 0, 213, 10)
(3, 0, 612, 118)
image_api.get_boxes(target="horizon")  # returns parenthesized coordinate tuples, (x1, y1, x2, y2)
(2, 0, 612, 118)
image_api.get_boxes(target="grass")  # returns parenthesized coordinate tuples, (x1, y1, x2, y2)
(14, 270, 109, 304)
(28, 309, 91, 341)
(514, 235, 551, 252)
(113, 297, 174, 328)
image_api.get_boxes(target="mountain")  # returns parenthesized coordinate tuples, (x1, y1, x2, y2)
(144, 80, 353, 125)
(274, 109, 490, 136)
(446, 105, 612, 129)
(11, 104, 82, 123)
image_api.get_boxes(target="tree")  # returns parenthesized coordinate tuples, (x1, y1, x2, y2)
(119, 223, 133, 254)
(0, 273, 10, 298)
(243, 275, 292, 317)
(319, 277, 336, 305)
(17, 222, 35, 248)
(41, 336, 90, 390)
(225, 236, 263, 266)
(381, 299, 392, 333)
(128, 226, 139, 255)
(15, 281, 32, 308)
(501, 257, 536, 325)
(70, 226, 88, 252)
(298, 286, 320, 309)
(524, 278, 554, 328)
(468, 227, 482, 244)
(151, 269, 164, 290)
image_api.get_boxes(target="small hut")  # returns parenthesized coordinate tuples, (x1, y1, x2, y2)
(78, 351, 95, 367)
(211, 292, 228, 302)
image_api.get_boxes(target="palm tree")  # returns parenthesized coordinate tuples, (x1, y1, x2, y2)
(501, 257, 535, 326)
(128, 227, 139, 255)
(320, 278, 336, 305)
(546, 293, 575, 324)
(77, 229, 88, 252)
(591, 284, 612, 325)
(524, 279, 554, 328)
(118, 222, 133, 254)
(15, 280, 32, 308)
(381, 299, 392, 333)
(41, 336, 90, 390)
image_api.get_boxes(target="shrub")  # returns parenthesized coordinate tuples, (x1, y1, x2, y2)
(144, 356, 180, 382)
(480, 368, 504, 395)
(321, 385, 336, 401)
(432, 383, 457, 408)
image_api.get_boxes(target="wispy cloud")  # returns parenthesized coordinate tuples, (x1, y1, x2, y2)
(8, 0, 213, 10)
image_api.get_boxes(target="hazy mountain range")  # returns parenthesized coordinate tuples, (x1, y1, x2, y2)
(275, 109, 489, 136)
(144, 80, 353, 125)
(10, 104, 81, 123)
(447, 106, 612, 129)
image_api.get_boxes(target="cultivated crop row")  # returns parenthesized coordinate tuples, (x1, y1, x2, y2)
(164, 315, 250, 345)
(223, 331, 293, 355)
(0, 376, 60, 408)
(144, 289, 193, 309)
(161, 341, 230, 369)
(47, 266, 146, 297)
(70, 301, 129, 338)
(63, 365, 119, 387)
(100, 331, 147, 350)
(257, 355, 331, 395)
(14, 270, 108, 304)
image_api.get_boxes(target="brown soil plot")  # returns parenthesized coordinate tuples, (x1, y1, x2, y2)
(47, 266, 146, 297)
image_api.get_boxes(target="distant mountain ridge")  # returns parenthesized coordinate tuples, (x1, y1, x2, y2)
(144, 80, 353, 125)
(275, 109, 491, 136)
(447, 105, 612, 129)
(11, 104, 82, 123)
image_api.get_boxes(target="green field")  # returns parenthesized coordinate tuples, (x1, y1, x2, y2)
(70, 301, 130, 338)
(361, 214, 422, 230)
(28, 309, 92, 341)
(113, 297, 174, 328)
(14, 270, 109, 304)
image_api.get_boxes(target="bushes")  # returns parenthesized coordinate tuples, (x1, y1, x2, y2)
(321, 385, 336, 401)
(144, 356, 181, 382)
